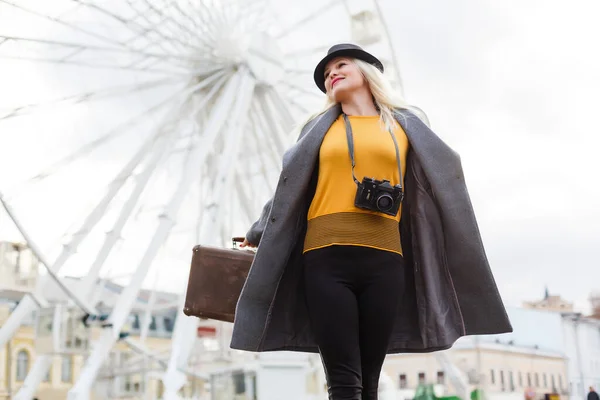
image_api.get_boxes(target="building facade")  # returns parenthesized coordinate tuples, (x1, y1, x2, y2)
(0, 241, 204, 399)
(523, 288, 574, 313)
(380, 305, 600, 400)
(383, 339, 568, 400)
(2, 240, 599, 400)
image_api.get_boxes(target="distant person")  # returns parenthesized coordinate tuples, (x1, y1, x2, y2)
(231, 43, 513, 399)
(525, 387, 535, 400)
(588, 387, 599, 400)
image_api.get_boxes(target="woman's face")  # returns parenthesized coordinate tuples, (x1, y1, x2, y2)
(324, 57, 367, 101)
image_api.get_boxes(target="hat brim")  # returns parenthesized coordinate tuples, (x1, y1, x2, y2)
(313, 48, 384, 93)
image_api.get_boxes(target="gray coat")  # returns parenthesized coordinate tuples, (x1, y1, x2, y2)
(230, 104, 512, 354)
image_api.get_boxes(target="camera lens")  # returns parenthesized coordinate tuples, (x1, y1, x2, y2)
(376, 194, 394, 211)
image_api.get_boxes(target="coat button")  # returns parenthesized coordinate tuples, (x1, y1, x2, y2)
(271, 217, 276, 222)
(283, 176, 288, 183)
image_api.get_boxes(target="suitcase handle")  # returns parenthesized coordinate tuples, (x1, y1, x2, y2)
(231, 237, 256, 253)
(232, 237, 244, 249)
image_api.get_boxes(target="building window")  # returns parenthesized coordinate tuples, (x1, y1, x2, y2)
(509, 371, 515, 391)
(534, 373, 539, 388)
(437, 371, 445, 385)
(43, 368, 51, 383)
(551, 375, 556, 392)
(500, 370, 505, 391)
(518, 371, 523, 387)
(16, 350, 29, 381)
(132, 314, 140, 330)
(559, 375, 563, 390)
(150, 316, 157, 331)
(527, 373, 532, 387)
(61, 355, 73, 383)
(418, 372, 426, 384)
(543, 373, 547, 388)
(491, 369, 495, 385)
(164, 317, 174, 332)
(399, 374, 407, 389)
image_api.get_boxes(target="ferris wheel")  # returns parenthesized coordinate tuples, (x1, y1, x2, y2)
(0, 0, 410, 398)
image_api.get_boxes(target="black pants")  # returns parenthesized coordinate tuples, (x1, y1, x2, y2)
(303, 245, 406, 400)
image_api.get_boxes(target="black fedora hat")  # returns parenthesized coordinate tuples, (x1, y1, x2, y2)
(313, 43, 384, 93)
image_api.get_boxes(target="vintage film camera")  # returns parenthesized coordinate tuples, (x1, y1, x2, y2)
(354, 177, 404, 217)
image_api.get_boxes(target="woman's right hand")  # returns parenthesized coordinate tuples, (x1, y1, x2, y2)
(239, 238, 257, 248)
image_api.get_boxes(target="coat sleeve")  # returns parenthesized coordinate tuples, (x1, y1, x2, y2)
(245, 196, 273, 246)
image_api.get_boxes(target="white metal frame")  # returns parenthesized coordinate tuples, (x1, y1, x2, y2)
(0, 1, 430, 398)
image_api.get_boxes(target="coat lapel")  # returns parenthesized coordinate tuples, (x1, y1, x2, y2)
(394, 109, 461, 185)
(281, 104, 342, 178)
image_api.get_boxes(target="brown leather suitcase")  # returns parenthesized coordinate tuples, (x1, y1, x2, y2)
(183, 238, 255, 323)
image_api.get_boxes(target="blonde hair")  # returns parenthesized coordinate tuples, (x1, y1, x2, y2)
(292, 57, 414, 138)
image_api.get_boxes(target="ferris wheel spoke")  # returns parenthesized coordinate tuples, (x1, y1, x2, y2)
(0, 0, 410, 395)
(15, 73, 226, 186)
(53, 1, 85, 20)
(137, 0, 208, 52)
(277, 90, 313, 116)
(254, 145, 281, 191)
(277, 81, 322, 101)
(226, 0, 267, 30)
(267, 87, 301, 132)
(0, 76, 179, 121)
(372, 0, 403, 91)
(119, 0, 204, 56)
(256, 88, 301, 149)
(162, 1, 218, 52)
(169, 1, 204, 32)
(0, 71, 231, 364)
(76, 114, 186, 305)
(274, 0, 343, 39)
(0, 35, 219, 67)
(127, 6, 192, 54)
(283, 68, 314, 76)
(234, 166, 264, 225)
(248, 111, 281, 173)
(176, 0, 219, 45)
(77, 0, 183, 55)
(282, 44, 332, 59)
(122, 16, 186, 58)
(0, 0, 131, 50)
(163, 73, 257, 393)
(194, 0, 239, 44)
(0, 55, 190, 76)
(0, 119, 171, 348)
(253, 96, 285, 156)
(75, 72, 252, 397)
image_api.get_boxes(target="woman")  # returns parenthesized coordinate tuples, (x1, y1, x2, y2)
(232, 43, 512, 400)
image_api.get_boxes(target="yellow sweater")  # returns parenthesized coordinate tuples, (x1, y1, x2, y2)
(303, 114, 409, 255)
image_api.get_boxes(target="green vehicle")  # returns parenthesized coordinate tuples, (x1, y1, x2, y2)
(413, 383, 485, 400)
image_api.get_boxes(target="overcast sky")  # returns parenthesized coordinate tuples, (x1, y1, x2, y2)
(384, 0, 600, 311)
(0, 0, 598, 312)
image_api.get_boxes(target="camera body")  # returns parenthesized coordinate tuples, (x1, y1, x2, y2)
(354, 177, 404, 217)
